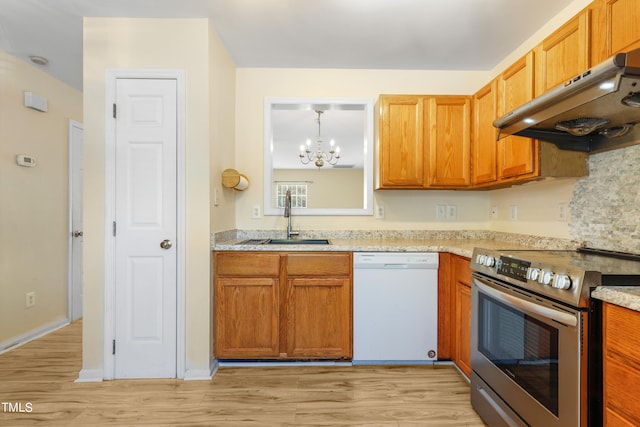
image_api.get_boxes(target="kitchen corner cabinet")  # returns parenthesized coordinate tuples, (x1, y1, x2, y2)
(377, 94, 471, 189)
(437, 253, 472, 378)
(602, 302, 640, 426)
(214, 251, 352, 360)
(472, 79, 499, 186)
(591, 0, 640, 65)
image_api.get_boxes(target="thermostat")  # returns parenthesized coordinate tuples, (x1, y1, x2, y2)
(16, 154, 37, 167)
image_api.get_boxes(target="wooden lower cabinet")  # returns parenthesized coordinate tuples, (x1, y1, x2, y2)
(603, 302, 640, 426)
(215, 277, 279, 358)
(214, 251, 352, 360)
(286, 277, 352, 358)
(438, 253, 472, 378)
(452, 255, 472, 378)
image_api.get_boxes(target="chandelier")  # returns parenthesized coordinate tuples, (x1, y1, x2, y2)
(299, 110, 340, 168)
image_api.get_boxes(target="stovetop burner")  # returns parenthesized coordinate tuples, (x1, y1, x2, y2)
(471, 247, 640, 308)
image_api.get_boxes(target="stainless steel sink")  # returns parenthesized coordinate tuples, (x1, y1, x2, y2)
(266, 238, 331, 245)
(236, 238, 331, 245)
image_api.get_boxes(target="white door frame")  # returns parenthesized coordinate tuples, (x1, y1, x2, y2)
(104, 69, 186, 379)
(68, 119, 83, 321)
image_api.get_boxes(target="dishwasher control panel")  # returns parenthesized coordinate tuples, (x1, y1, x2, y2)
(353, 252, 439, 269)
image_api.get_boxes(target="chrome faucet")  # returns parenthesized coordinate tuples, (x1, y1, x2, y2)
(284, 190, 299, 240)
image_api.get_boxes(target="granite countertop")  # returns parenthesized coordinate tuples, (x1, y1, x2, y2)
(212, 230, 578, 259)
(592, 286, 640, 313)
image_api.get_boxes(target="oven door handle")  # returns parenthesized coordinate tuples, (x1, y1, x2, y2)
(474, 280, 578, 327)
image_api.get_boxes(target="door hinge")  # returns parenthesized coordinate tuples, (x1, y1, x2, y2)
(112, 339, 116, 355)
(112, 103, 116, 118)
(112, 221, 116, 237)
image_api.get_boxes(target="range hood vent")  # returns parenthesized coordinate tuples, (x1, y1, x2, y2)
(494, 48, 640, 153)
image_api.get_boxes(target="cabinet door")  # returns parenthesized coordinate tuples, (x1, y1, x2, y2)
(472, 80, 499, 186)
(285, 277, 352, 359)
(452, 255, 472, 378)
(603, 302, 640, 426)
(455, 281, 472, 378)
(535, 10, 591, 97)
(498, 52, 538, 180)
(426, 96, 471, 188)
(592, 0, 640, 64)
(378, 95, 426, 188)
(214, 277, 279, 358)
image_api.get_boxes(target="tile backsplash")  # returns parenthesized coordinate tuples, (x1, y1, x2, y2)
(570, 144, 640, 254)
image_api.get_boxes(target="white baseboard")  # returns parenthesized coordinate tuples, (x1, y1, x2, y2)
(183, 359, 218, 380)
(75, 369, 104, 383)
(0, 318, 70, 355)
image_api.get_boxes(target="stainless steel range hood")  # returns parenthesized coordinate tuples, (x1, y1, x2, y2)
(494, 48, 640, 153)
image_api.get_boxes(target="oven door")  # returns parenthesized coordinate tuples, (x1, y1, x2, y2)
(471, 273, 588, 427)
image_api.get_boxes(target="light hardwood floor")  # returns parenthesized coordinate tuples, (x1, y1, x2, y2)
(0, 321, 486, 426)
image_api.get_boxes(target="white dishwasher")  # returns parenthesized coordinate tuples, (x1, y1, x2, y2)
(353, 252, 439, 363)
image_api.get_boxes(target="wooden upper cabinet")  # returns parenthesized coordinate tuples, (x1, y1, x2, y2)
(426, 96, 471, 188)
(535, 9, 591, 96)
(592, 0, 640, 64)
(377, 95, 425, 188)
(377, 94, 471, 189)
(472, 79, 499, 186)
(497, 51, 538, 181)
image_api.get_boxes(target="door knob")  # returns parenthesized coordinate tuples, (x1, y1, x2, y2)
(160, 239, 173, 250)
(73, 230, 84, 237)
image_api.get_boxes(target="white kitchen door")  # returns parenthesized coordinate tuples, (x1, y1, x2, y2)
(113, 78, 177, 378)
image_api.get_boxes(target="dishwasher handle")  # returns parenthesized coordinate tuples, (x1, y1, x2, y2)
(382, 263, 410, 269)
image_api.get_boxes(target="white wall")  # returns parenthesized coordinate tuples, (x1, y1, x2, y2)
(82, 17, 231, 377)
(0, 49, 82, 348)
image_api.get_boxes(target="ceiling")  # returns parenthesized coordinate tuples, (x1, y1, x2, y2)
(0, 0, 576, 91)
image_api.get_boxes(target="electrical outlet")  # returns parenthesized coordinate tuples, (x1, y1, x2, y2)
(509, 205, 518, 221)
(491, 206, 498, 219)
(446, 205, 457, 220)
(436, 204, 446, 220)
(251, 205, 261, 219)
(26, 292, 35, 308)
(375, 205, 385, 219)
(213, 188, 220, 207)
(558, 203, 569, 221)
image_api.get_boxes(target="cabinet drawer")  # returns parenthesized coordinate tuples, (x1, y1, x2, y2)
(215, 252, 280, 276)
(286, 252, 351, 276)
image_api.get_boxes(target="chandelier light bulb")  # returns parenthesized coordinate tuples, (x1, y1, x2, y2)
(298, 110, 340, 168)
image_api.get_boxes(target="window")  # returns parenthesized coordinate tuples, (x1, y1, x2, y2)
(276, 183, 307, 208)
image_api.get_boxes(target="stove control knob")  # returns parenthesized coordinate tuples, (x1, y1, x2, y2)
(539, 270, 554, 286)
(476, 255, 486, 265)
(527, 267, 541, 281)
(484, 256, 496, 267)
(554, 274, 572, 290)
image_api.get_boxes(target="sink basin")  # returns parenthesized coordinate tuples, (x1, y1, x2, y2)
(235, 238, 331, 245)
(266, 238, 331, 245)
